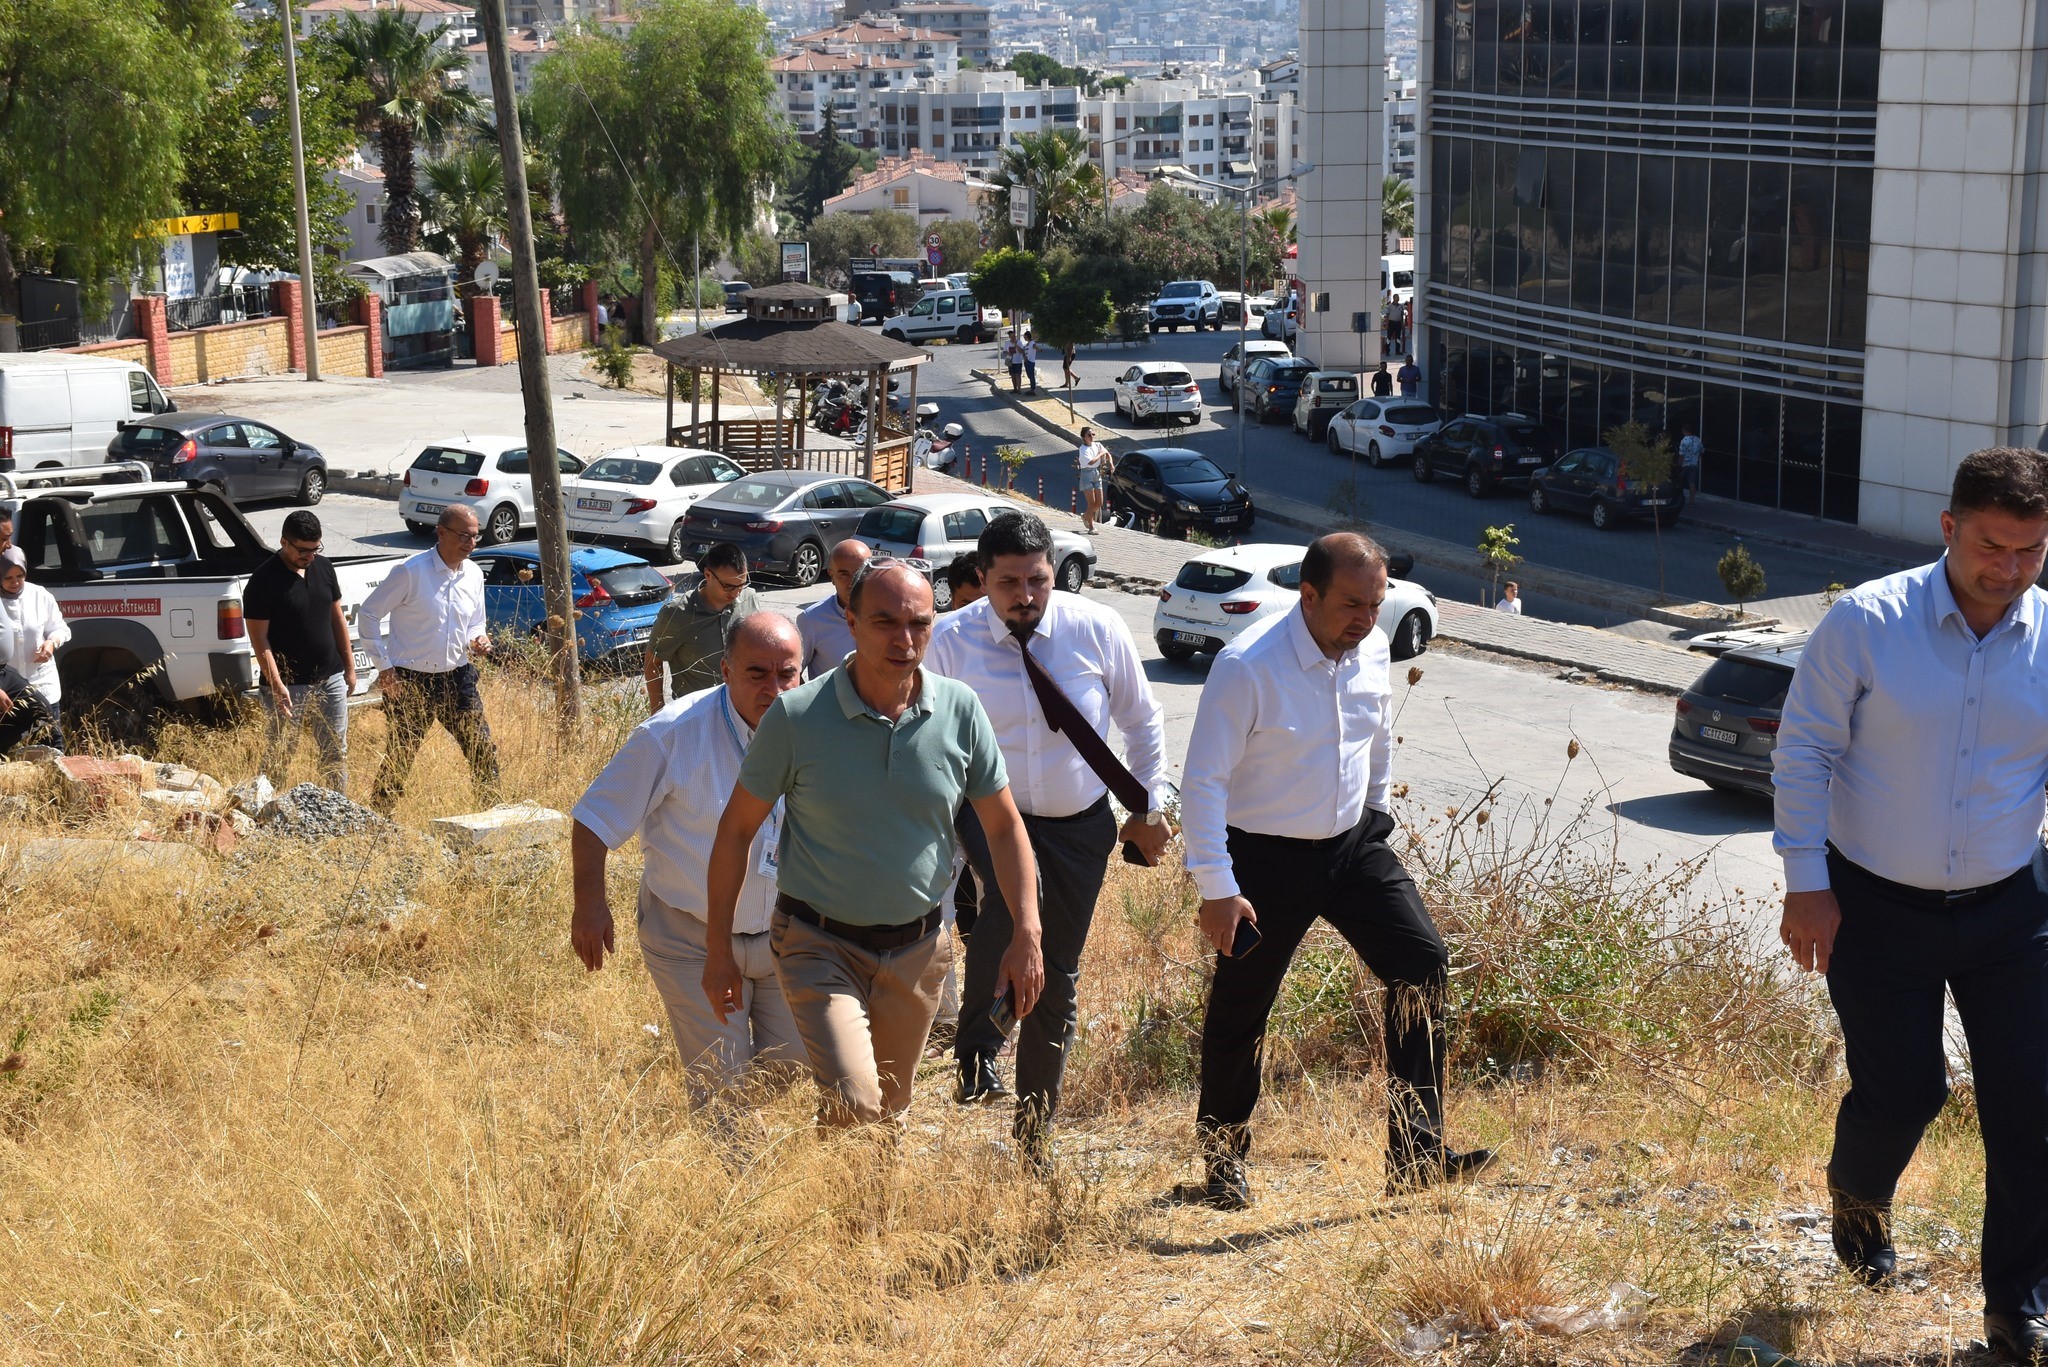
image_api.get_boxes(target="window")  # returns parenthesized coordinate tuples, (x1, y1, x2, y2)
(940, 508, 986, 541)
(1174, 561, 1251, 592)
(805, 483, 851, 510)
(585, 457, 662, 485)
(127, 372, 153, 413)
(76, 495, 192, 566)
(208, 423, 250, 449)
(1266, 561, 1302, 590)
(366, 203, 378, 225)
(892, 186, 911, 206)
(412, 446, 485, 476)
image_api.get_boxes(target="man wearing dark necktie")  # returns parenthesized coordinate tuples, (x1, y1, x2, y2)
(926, 512, 1174, 1163)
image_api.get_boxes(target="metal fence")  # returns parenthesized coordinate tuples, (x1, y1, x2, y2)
(166, 284, 277, 332)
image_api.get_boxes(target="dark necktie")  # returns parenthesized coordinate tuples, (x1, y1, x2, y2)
(1012, 624, 1151, 814)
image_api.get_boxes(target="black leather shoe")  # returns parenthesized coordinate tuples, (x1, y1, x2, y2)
(952, 1052, 1007, 1105)
(1170, 1154, 1252, 1210)
(1386, 1146, 1500, 1196)
(1829, 1185, 1896, 1287)
(1987, 1313, 2048, 1364)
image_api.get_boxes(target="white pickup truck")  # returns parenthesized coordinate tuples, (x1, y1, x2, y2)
(1, 463, 403, 739)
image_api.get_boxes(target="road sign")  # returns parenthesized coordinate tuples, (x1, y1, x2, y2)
(926, 233, 942, 249)
(868, 241, 881, 255)
(927, 246, 943, 268)
(1009, 187, 1035, 229)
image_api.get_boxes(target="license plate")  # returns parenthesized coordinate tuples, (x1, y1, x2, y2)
(1643, 498, 1670, 507)
(576, 497, 611, 512)
(629, 627, 650, 643)
(1214, 516, 1239, 526)
(413, 502, 445, 516)
(1700, 725, 1740, 745)
(1519, 456, 1541, 465)
(353, 650, 372, 672)
(1172, 631, 1207, 645)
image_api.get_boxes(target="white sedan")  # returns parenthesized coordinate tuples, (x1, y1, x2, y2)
(1326, 397, 1445, 467)
(562, 445, 746, 563)
(1151, 542, 1437, 663)
(1111, 364, 1203, 426)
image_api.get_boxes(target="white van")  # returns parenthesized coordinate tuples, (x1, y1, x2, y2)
(879, 288, 1000, 344)
(1382, 253, 1416, 306)
(0, 353, 176, 473)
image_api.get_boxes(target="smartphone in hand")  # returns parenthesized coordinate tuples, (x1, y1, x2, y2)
(989, 987, 1019, 1036)
(1229, 917, 1263, 959)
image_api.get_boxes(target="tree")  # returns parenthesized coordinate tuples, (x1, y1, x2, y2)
(1123, 183, 1240, 286)
(731, 232, 781, 286)
(1477, 522, 1522, 606)
(1026, 274, 1112, 414)
(789, 122, 862, 228)
(1383, 175, 1415, 239)
(324, 9, 481, 255)
(1717, 543, 1767, 620)
(986, 128, 1102, 254)
(1605, 420, 1676, 600)
(968, 247, 1048, 335)
(1004, 52, 1101, 91)
(0, 0, 236, 348)
(418, 144, 507, 295)
(804, 210, 919, 284)
(531, 0, 785, 343)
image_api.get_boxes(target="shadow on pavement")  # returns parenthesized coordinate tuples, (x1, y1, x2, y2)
(1606, 788, 1771, 837)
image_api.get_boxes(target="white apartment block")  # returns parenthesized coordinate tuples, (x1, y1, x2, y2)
(822, 150, 997, 219)
(773, 49, 920, 141)
(1384, 59, 1416, 184)
(461, 27, 553, 102)
(298, 0, 474, 43)
(792, 16, 961, 78)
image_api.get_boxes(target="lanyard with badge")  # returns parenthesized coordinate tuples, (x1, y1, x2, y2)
(720, 691, 783, 878)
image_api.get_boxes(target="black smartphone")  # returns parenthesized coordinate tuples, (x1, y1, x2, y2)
(989, 987, 1018, 1036)
(1121, 838, 1150, 866)
(1229, 917, 1263, 958)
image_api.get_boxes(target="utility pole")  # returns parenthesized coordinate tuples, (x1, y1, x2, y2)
(276, 0, 322, 381)
(480, 0, 582, 725)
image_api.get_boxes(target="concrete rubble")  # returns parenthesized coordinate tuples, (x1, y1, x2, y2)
(431, 802, 568, 853)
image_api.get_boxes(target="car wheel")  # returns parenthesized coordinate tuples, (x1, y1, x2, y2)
(1392, 609, 1431, 661)
(1148, 323, 1160, 334)
(484, 502, 520, 545)
(1412, 454, 1434, 483)
(405, 518, 434, 538)
(1464, 465, 1490, 499)
(883, 328, 905, 342)
(1158, 634, 1200, 663)
(1591, 498, 1616, 530)
(1057, 554, 1087, 593)
(1327, 427, 1344, 455)
(1113, 392, 1125, 417)
(933, 576, 954, 611)
(1182, 414, 1198, 427)
(789, 540, 825, 587)
(296, 467, 326, 506)
(956, 325, 977, 343)
(664, 520, 689, 564)
(206, 480, 230, 503)
(1367, 440, 1386, 468)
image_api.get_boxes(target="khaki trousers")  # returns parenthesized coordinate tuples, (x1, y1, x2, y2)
(639, 887, 802, 1097)
(769, 908, 950, 1126)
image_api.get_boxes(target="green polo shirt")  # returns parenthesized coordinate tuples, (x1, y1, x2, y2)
(647, 585, 759, 697)
(739, 662, 1008, 926)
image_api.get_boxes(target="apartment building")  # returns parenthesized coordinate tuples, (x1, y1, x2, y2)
(838, 1, 994, 67)
(792, 16, 961, 78)
(1384, 59, 1417, 183)
(773, 49, 920, 142)
(822, 150, 997, 219)
(461, 27, 553, 102)
(298, 0, 473, 43)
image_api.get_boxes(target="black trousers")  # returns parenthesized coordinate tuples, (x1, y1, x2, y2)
(1196, 808, 1450, 1170)
(1826, 849, 2048, 1316)
(371, 664, 500, 808)
(0, 687, 60, 757)
(954, 797, 1119, 1130)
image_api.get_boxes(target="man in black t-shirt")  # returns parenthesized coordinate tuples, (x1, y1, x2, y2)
(245, 510, 357, 792)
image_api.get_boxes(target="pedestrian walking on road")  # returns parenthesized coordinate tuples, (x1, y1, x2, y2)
(358, 505, 500, 812)
(1061, 340, 1078, 390)
(0, 547, 67, 755)
(797, 539, 873, 678)
(1022, 332, 1040, 394)
(927, 513, 1175, 1163)
(705, 559, 1044, 1129)
(1177, 532, 1494, 1209)
(1370, 361, 1393, 397)
(1679, 423, 1704, 495)
(247, 510, 355, 792)
(1396, 354, 1421, 398)
(573, 612, 806, 1095)
(1773, 448, 2048, 1361)
(1003, 336, 1025, 392)
(1495, 581, 1523, 615)
(1074, 426, 1109, 533)
(644, 542, 759, 710)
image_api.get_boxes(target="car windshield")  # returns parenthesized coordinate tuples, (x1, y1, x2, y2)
(1694, 656, 1796, 709)
(707, 478, 793, 509)
(412, 446, 484, 476)
(582, 457, 662, 485)
(1174, 561, 1252, 593)
(858, 506, 925, 542)
(1271, 362, 1314, 379)
(1160, 457, 1229, 484)
(593, 564, 674, 604)
(1160, 282, 1200, 298)
(1385, 404, 1439, 425)
(1143, 370, 1193, 386)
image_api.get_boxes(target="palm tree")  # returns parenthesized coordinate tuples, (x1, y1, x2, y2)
(325, 11, 481, 254)
(989, 128, 1103, 253)
(418, 144, 507, 293)
(1383, 174, 1415, 240)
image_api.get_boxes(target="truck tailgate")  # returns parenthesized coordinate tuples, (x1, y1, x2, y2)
(331, 554, 406, 695)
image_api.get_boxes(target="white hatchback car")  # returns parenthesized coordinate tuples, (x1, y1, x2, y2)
(853, 491, 1097, 609)
(1326, 397, 1445, 467)
(563, 445, 747, 563)
(400, 436, 587, 545)
(1111, 364, 1203, 426)
(1152, 542, 1437, 663)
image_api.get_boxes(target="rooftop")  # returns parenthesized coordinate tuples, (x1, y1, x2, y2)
(793, 19, 951, 45)
(772, 50, 916, 72)
(827, 151, 993, 202)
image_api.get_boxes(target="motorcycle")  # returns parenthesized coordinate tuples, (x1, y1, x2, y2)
(911, 404, 965, 471)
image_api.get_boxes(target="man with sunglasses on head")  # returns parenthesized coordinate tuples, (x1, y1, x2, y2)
(645, 542, 759, 710)
(246, 510, 356, 792)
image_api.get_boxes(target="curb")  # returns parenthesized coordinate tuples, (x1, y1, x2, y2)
(332, 472, 405, 501)
(1430, 627, 1695, 696)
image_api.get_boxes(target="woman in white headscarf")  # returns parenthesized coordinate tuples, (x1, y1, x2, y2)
(0, 547, 69, 752)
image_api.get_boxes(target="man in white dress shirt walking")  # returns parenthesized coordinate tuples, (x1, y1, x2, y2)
(359, 504, 500, 811)
(1178, 532, 1493, 1209)
(1775, 448, 2048, 1360)
(570, 612, 805, 1092)
(797, 538, 871, 677)
(926, 512, 1174, 1158)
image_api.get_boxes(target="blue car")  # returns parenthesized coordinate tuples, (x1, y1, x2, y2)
(471, 542, 675, 664)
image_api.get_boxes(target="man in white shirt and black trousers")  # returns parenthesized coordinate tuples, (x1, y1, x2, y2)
(1179, 531, 1494, 1210)
(1775, 447, 2048, 1362)
(926, 512, 1174, 1161)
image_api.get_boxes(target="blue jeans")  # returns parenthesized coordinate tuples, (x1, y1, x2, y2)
(262, 671, 349, 792)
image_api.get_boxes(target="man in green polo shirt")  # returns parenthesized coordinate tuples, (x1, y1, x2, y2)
(643, 542, 759, 709)
(705, 560, 1044, 1127)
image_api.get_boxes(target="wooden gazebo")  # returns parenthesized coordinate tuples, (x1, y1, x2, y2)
(653, 283, 930, 494)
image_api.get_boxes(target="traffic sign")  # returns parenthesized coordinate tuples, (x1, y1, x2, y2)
(927, 245, 943, 267)
(926, 233, 942, 249)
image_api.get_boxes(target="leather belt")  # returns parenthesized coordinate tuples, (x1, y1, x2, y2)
(1830, 845, 2028, 909)
(776, 894, 942, 952)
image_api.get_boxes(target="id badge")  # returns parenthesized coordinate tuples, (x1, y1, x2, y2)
(756, 801, 784, 879)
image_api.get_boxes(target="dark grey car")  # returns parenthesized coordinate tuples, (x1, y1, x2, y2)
(1668, 637, 1805, 797)
(109, 412, 327, 506)
(680, 469, 892, 586)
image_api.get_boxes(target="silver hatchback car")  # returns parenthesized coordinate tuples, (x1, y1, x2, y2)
(853, 492, 1097, 609)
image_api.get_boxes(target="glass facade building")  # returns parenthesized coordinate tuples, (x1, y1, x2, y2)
(1424, 0, 1881, 521)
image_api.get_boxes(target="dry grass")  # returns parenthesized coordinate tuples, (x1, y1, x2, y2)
(0, 676, 1996, 1364)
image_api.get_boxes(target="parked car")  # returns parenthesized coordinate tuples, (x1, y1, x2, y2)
(880, 288, 1000, 344)
(1217, 338, 1292, 398)
(399, 436, 587, 545)
(1104, 448, 1254, 539)
(1668, 635, 1806, 797)
(1151, 542, 1438, 664)
(563, 445, 747, 562)
(680, 469, 892, 586)
(1111, 363, 1203, 426)
(1261, 299, 1298, 341)
(722, 281, 753, 311)
(850, 270, 919, 322)
(1528, 445, 1686, 529)
(854, 492, 1096, 608)
(1292, 369, 1360, 438)
(1217, 292, 1277, 328)
(1, 352, 176, 474)
(1240, 355, 1317, 423)
(1147, 280, 1224, 332)
(1410, 412, 1563, 498)
(1326, 398, 1443, 466)
(108, 412, 327, 506)
(473, 542, 674, 664)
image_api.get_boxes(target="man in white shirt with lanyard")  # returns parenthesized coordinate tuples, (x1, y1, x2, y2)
(1178, 532, 1493, 1209)
(1775, 448, 2048, 1360)
(570, 612, 805, 1092)
(926, 511, 1174, 1161)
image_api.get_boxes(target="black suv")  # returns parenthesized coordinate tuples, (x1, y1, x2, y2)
(850, 271, 917, 323)
(1410, 413, 1562, 498)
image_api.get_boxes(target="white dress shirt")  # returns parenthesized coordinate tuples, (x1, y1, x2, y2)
(1181, 604, 1392, 901)
(926, 591, 1171, 818)
(572, 685, 782, 941)
(0, 581, 71, 702)
(1495, 596, 1522, 615)
(1774, 557, 2048, 894)
(797, 593, 855, 678)
(357, 547, 486, 672)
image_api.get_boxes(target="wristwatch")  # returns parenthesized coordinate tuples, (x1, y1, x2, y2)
(1141, 809, 1168, 827)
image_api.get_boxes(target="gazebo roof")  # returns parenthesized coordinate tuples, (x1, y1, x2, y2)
(653, 317, 929, 377)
